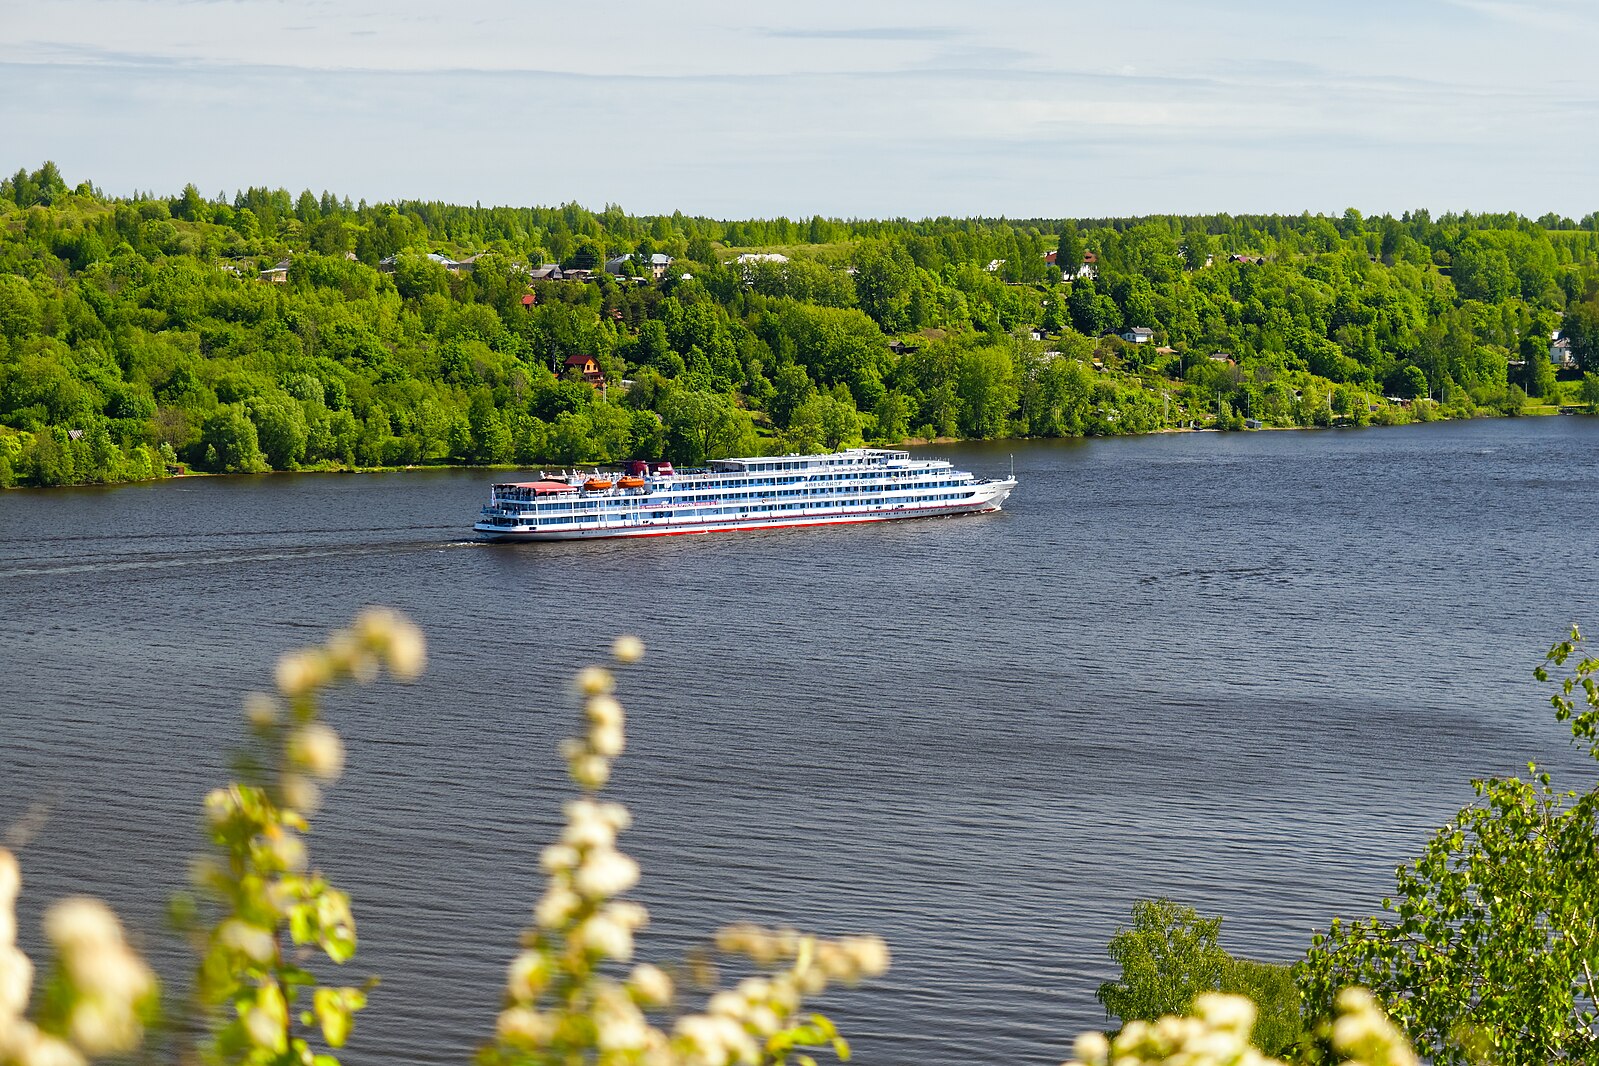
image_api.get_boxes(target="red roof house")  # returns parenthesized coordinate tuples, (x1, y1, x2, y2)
(564, 354, 605, 386)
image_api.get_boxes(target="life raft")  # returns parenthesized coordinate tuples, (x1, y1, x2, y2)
(618, 476, 646, 489)
(584, 478, 614, 491)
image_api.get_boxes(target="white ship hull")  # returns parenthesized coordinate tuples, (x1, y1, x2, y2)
(475, 480, 1014, 542)
(473, 448, 1016, 543)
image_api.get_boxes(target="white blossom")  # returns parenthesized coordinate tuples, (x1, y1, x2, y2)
(287, 723, 344, 779)
(534, 886, 580, 931)
(219, 919, 278, 964)
(585, 695, 623, 728)
(574, 849, 640, 899)
(67, 999, 140, 1056)
(539, 845, 579, 873)
(279, 774, 321, 814)
(1069, 1029, 1110, 1066)
(573, 665, 615, 696)
(274, 649, 329, 697)
(0, 945, 34, 1019)
(268, 832, 307, 872)
(589, 723, 626, 758)
(42, 899, 121, 952)
(0, 1021, 88, 1066)
(578, 915, 634, 961)
(1194, 991, 1255, 1035)
(628, 963, 674, 1006)
(611, 635, 645, 663)
(243, 1005, 285, 1051)
(244, 692, 279, 728)
(63, 942, 153, 1003)
(505, 950, 549, 1001)
(203, 788, 234, 828)
(496, 1005, 555, 1046)
(561, 803, 617, 850)
(384, 622, 427, 680)
(570, 754, 611, 790)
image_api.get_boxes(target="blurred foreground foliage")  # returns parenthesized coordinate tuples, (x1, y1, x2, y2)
(26, 612, 1599, 1065)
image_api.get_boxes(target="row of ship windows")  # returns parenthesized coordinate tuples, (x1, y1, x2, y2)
(526, 493, 971, 524)
(518, 483, 967, 511)
(686, 472, 945, 489)
(727, 457, 908, 473)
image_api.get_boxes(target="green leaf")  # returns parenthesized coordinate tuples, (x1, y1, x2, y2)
(313, 987, 357, 1048)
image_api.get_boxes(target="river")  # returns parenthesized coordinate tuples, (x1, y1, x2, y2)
(3, 417, 1598, 1065)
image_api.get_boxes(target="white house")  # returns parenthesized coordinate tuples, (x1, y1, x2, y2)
(1551, 335, 1576, 368)
(376, 251, 473, 275)
(1119, 327, 1155, 344)
(605, 252, 676, 280)
(1065, 251, 1098, 282)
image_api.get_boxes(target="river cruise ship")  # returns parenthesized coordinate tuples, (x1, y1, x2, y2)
(473, 448, 1016, 541)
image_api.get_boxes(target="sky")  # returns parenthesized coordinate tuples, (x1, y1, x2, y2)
(3, 0, 1598, 220)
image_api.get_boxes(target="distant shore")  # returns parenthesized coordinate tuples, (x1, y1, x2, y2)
(9, 405, 1591, 492)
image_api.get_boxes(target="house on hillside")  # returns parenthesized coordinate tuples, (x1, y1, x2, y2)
(426, 252, 465, 273)
(1229, 254, 1267, 266)
(1066, 251, 1097, 281)
(564, 354, 606, 386)
(521, 293, 537, 308)
(1119, 327, 1155, 344)
(1551, 334, 1576, 368)
(376, 252, 476, 274)
(529, 264, 564, 281)
(260, 258, 290, 283)
(605, 252, 676, 280)
(731, 252, 789, 283)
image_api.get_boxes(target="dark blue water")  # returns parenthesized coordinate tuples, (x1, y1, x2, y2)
(3, 417, 1598, 1065)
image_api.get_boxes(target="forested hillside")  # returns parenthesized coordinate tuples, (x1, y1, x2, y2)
(2, 161, 1598, 488)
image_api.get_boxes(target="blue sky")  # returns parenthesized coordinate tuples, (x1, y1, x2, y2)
(3, 0, 1596, 219)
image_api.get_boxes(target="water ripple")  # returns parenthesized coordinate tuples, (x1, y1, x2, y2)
(3, 420, 1599, 1066)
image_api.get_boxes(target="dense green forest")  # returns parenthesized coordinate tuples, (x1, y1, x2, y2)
(3, 160, 1598, 488)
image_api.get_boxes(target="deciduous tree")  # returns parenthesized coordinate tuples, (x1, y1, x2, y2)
(1298, 630, 1599, 1065)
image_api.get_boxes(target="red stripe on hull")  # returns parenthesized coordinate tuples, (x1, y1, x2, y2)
(478, 501, 1004, 542)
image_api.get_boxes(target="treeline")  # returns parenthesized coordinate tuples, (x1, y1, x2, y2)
(3, 161, 1598, 488)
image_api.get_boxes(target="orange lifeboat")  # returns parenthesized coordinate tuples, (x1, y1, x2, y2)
(618, 476, 646, 489)
(584, 477, 614, 492)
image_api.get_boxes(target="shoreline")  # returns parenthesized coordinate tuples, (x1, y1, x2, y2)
(5, 407, 1590, 492)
